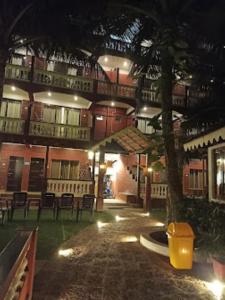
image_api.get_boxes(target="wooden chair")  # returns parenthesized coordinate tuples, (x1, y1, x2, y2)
(76, 194, 95, 222)
(37, 192, 56, 221)
(56, 193, 74, 220)
(11, 192, 28, 221)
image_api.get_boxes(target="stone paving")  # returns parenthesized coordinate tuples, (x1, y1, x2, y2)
(33, 208, 216, 300)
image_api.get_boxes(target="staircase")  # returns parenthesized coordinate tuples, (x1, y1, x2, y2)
(104, 199, 131, 210)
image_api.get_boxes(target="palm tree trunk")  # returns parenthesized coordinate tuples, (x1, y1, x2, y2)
(0, 47, 8, 102)
(161, 50, 183, 223)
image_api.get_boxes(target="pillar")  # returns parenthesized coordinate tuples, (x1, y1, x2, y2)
(144, 154, 152, 212)
(90, 152, 96, 194)
(43, 146, 49, 193)
(136, 153, 141, 205)
(96, 150, 105, 211)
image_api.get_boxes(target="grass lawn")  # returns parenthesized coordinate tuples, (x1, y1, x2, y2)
(0, 209, 113, 260)
(150, 209, 167, 223)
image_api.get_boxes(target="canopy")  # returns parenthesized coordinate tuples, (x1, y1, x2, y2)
(91, 126, 150, 153)
(184, 126, 225, 151)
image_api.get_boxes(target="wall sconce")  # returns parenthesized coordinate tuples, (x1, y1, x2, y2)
(99, 163, 107, 170)
(148, 167, 153, 173)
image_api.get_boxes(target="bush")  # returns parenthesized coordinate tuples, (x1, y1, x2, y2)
(179, 198, 225, 257)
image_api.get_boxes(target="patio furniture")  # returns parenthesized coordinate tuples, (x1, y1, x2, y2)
(0, 200, 9, 225)
(37, 192, 56, 221)
(56, 193, 74, 220)
(10, 192, 28, 221)
(76, 194, 95, 222)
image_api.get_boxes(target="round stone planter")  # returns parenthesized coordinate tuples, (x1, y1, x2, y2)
(140, 229, 207, 263)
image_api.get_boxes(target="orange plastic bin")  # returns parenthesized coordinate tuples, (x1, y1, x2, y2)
(167, 223, 195, 269)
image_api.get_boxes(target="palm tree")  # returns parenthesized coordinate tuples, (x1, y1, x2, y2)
(104, 0, 218, 221)
(0, 0, 107, 101)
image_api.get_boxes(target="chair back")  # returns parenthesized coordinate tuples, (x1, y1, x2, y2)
(60, 193, 74, 207)
(41, 193, 55, 208)
(12, 192, 27, 207)
(81, 194, 95, 210)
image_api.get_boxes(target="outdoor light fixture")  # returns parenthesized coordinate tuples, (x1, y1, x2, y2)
(74, 95, 78, 101)
(104, 56, 108, 62)
(143, 106, 147, 111)
(115, 215, 127, 222)
(58, 248, 73, 257)
(206, 280, 224, 300)
(99, 163, 107, 170)
(111, 102, 115, 106)
(47, 91, 52, 97)
(189, 75, 193, 79)
(121, 236, 138, 243)
(210, 79, 214, 83)
(88, 151, 94, 160)
(123, 61, 128, 67)
(140, 212, 150, 217)
(97, 221, 107, 229)
(11, 86, 16, 91)
(148, 167, 153, 173)
(155, 222, 165, 227)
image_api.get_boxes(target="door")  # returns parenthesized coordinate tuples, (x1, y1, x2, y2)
(7, 156, 24, 191)
(28, 158, 45, 191)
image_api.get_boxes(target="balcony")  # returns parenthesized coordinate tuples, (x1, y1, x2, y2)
(5, 64, 190, 108)
(29, 121, 90, 141)
(0, 117, 25, 135)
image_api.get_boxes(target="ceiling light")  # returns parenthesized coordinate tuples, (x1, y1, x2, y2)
(123, 61, 128, 67)
(143, 106, 147, 111)
(210, 79, 214, 83)
(47, 91, 52, 97)
(111, 102, 115, 106)
(189, 75, 193, 79)
(104, 56, 108, 62)
(74, 95, 78, 101)
(11, 86, 16, 91)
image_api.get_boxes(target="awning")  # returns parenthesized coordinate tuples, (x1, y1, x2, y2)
(91, 126, 150, 153)
(184, 126, 225, 151)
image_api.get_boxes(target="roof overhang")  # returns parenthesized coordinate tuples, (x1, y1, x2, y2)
(184, 126, 225, 151)
(91, 126, 150, 153)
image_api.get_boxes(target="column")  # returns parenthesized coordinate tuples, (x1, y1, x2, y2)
(136, 153, 141, 205)
(90, 152, 96, 194)
(144, 154, 152, 212)
(43, 146, 49, 193)
(96, 150, 105, 211)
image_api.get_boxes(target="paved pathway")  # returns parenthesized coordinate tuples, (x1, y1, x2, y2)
(33, 208, 215, 300)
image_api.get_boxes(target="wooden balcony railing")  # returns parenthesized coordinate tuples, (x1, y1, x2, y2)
(97, 81, 136, 99)
(47, 179, 93, 197)
(29, 121, 90, 141)
(0, 117, 25, 135)
(33, 69, 93, 93)
(0, 229, 37, 300)
(5, 64, 30, 81)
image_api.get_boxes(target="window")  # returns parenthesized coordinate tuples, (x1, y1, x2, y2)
(189, 169, 205, 190)
(51, 160, 79, 180)
(137, 118, 154, 134)
(0, 100, 21, 118)
(42, 105, 80, 126)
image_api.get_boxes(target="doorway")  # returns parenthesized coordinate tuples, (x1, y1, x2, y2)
(7, 156, 24, 191)
(28, 158, 45, 191)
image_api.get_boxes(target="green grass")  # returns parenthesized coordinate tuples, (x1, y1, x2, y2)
(150, 209, 167, 223)
(0, 209, 113, 260)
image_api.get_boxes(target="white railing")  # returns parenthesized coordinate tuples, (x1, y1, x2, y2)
(97, 81, 136, 99)
(29, 121, 90, 141)
(140, 183, 168, 199)
(33, 69, 93, 92)
(47, 179, 93, 197)
(0, 117, 25, 134)
(151, 183, 168, 199)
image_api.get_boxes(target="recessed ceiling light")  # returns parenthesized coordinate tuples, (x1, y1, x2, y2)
(210, 79, 214, 83)
(104, 56, 108, 62)
(74, 95, 78, 101)
(11, 86, 16, 91)
(123, 61, 128, 67)
(111, 102, 115, 106)
(189, 75, 193, 79)
(47, 91, 52, 97)
(143, 106, 147, 111)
